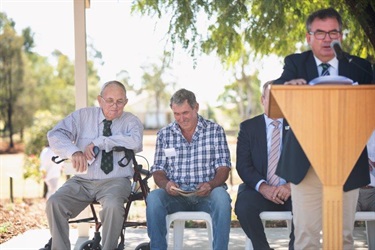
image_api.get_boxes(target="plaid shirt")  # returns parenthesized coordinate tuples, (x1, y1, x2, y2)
(151, 115, 231, 186)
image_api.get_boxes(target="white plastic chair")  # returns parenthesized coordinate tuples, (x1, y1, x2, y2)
(166, 211, 213, 250)
(355, 211, 375, 250)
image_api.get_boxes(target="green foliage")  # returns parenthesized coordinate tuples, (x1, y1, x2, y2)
(21, 27, 35, 53)
(125, 52, 175, 129)
(23, 111, 62, 181)
(132, 0, 375, 129)
(217, 70, 262, 128)
(216, 51, 263, 128)
(0, 13, 26, 147)
(24, 111, 62, 156)
(132, 0, 375, 64)
(0, 11, 99, 151)
(87, 60, 101, 106)
(0, 222, 12, 234)
(23, 154, 42, 182)
(11, 53, 39, 135)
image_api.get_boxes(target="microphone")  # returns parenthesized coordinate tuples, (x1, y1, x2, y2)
(330, 40, 347, 61)
(330, 40, 374, 80)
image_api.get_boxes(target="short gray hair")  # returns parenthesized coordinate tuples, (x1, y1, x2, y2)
(170, 88, 197, 109)
(262, 80, 274, 97)
(100, 80, 126, 96)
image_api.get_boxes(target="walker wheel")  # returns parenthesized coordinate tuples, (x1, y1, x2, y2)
(79, 239, 102, 250)
(135, 242, 150, 250)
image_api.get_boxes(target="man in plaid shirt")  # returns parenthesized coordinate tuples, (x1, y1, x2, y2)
(146, 88, 232, 250)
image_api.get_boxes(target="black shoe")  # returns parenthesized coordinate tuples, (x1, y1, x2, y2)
(39, 238, 52, 250)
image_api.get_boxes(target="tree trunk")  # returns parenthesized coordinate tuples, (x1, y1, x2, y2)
(7, 101, 14, 149)
(344, 0, 375, 51)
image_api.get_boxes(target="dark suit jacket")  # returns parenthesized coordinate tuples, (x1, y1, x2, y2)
(274, 50, 373, 191)
(236, 114, 289, 190)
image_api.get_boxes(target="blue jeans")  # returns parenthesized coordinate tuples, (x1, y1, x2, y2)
(146, 186, 232, 250)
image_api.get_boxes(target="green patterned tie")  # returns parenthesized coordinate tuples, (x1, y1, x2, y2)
(320, 63, 330, 76)
(100, 119, 113, 174)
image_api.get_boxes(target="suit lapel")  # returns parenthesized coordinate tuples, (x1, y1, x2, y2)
(256, 116, 268, 174)
(305, 51, 319, 82)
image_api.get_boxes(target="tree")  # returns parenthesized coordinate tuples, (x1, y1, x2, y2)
(121, 53, 175, 129)
(344, 0, 375, 54)
(132, 0, 375, 64)
(142, 64, 174, 128)
(217, 68, 262, 128)
(0, 13, 25, 149)
(38, 50, 100, 117)
(1, 12, 102, 151)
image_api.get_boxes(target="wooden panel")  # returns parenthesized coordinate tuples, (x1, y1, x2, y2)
(269, 85, 375, 250)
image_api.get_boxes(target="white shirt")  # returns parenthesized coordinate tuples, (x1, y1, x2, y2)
(314, 56, 339, 76)
(47, 107, 144, 180)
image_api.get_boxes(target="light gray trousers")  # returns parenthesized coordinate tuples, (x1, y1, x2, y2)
(46, 176, 131, 250)
(291, 167, 359, 250)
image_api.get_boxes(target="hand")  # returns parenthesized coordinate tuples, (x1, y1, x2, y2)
(259, 183, 285, 205)
(71, 151, 88, 173)
(272, 183, 291, 203)
(284, 79, 307, 85)
(165, 181, 180, 196)
(84, 143, 96, 162)
(195, 182, 212, 197)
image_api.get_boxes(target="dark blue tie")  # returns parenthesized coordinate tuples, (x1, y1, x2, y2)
(100, 120, 113, 174)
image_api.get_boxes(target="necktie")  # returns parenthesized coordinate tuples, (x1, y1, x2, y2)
(320, 63, 330, 76)
(100, 119, 113, 174)
(267, 120, 281, 186)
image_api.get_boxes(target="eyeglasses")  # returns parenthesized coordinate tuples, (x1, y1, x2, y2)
(308, 30, 341, 40)
(100, 96, 127, 107)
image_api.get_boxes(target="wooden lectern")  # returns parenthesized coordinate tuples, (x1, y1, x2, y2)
(268, 84, 375, 250)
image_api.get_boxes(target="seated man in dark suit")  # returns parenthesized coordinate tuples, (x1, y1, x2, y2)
(235, 81, 294, 250)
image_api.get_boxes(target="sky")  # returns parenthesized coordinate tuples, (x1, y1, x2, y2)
(0, 0, 283, 105)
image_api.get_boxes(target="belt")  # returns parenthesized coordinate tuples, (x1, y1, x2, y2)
(361, 185, 374, 189)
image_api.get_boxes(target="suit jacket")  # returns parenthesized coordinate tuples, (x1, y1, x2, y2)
(274, 50, 373, 191)
(236, 114, 289, 190)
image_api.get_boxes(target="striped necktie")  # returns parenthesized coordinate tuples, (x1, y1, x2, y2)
(320, 63, 330, 76)
(267, 120, 281, 186)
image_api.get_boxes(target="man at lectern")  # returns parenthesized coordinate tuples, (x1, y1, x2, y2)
(274, 7, 374, 249)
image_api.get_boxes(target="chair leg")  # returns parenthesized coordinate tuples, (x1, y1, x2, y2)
(366, 220, 375, 250)
(173, 220, 185, 249)
(166, 212, 213, 250)
(205, 221, 213, 247)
